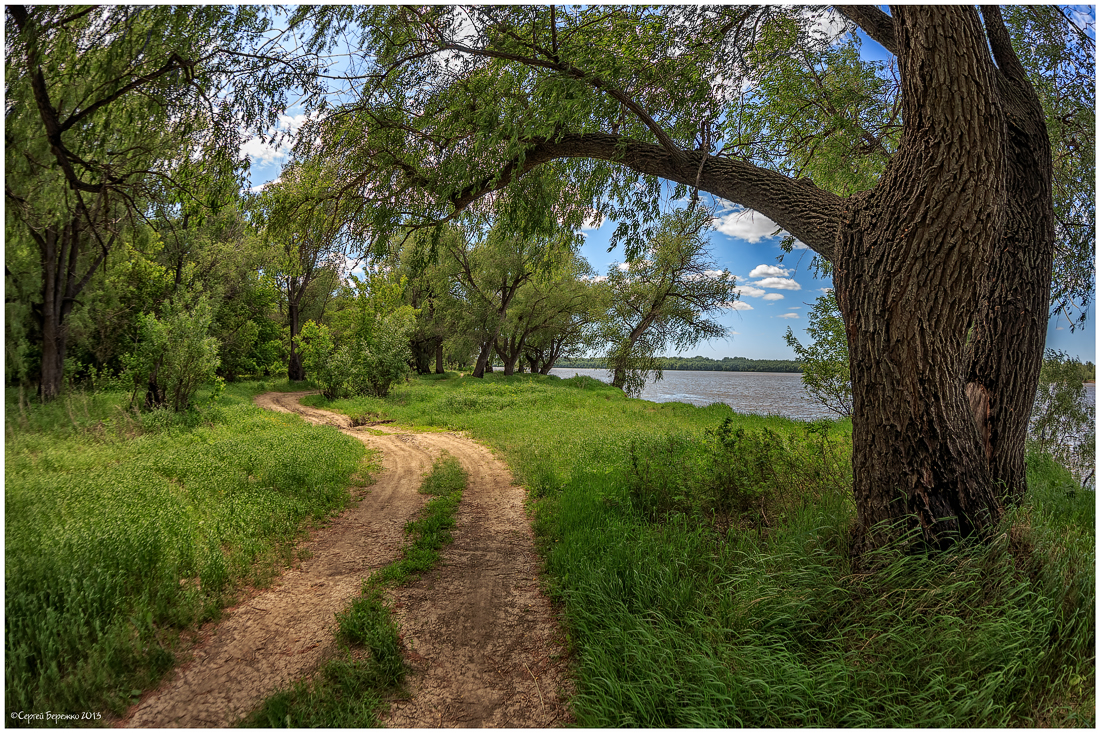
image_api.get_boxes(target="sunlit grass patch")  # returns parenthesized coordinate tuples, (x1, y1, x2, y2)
(5, 382, 371, 723)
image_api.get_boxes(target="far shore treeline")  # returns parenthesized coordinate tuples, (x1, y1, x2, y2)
(554, 355, 803, 373)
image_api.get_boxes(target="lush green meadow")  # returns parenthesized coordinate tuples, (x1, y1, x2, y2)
(5, 382, 372, 722)
(309, 371, 1095, 727)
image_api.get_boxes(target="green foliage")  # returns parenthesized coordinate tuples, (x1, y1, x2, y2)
(299, 306, 416, 400)
(5, 382, 369, 722)
(1029, 349, 1095, 487)
(627, 418, 852, 529)
(601, 208, 737, 396)
(122, 296, 222, 412)
(784, 291, 852, 417)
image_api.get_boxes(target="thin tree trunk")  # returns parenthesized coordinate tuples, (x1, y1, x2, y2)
(287, 297, 304, 381)
(472, 340, 494, 378)
(435, 341, 444, 374)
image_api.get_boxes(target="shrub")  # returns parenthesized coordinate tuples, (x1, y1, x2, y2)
(1029, 349, 1095, 488)
(627, 417, 852, 531)
(299, 311, 415, 400)
(122, 296, 221, 412)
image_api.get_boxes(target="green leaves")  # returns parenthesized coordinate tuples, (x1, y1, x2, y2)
(600, 208, 737, 395)
(784, 291, 852, 418)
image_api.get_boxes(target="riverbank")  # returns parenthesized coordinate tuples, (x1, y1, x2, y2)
(306, 371, 1094, 727)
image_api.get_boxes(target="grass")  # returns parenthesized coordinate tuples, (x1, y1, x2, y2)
(5, 381, 374, 724)
(240, 452, 469, 727)
(305, 370, 1095, 727)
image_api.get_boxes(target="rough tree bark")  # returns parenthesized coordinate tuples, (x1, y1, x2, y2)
(832, 7, 1008, 551)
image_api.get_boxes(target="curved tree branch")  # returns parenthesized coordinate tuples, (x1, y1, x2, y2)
(834, 5, 896, 57)
(978, 6, 1028, 84)
(448, 132, 843, 261)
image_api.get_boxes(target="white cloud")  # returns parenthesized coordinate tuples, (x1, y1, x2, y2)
(710, 201, 781, 243)
(727, 301, 754, 311)
(241, 136, 286, 167)
(249, 176, 281, 193)
(734, 285, 767, 298)
(776, 312, 800, 319)
(762, 293, 784, 301)
(581, 211, 605, 230)
(749, 264, 791, 278)
(241, 111, 319, 169)
(753, 277, 802, 291)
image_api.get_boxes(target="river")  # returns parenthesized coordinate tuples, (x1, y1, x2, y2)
(548, 368, 1097, 424)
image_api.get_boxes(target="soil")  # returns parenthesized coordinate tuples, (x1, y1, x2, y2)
(119, 391, 572, 728)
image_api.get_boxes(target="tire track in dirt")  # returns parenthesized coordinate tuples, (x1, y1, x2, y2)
(121, 391, 571, 728)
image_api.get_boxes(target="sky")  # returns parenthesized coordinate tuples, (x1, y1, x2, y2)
(243, 11, 1096, 364)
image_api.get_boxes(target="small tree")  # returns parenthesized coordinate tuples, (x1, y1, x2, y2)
(299, 270, 416, 399)
(1029, 350, 1095, 488)
(601, 208, 736, 397)
(785, 291, 852, 418)
(124, 296, 221, 412)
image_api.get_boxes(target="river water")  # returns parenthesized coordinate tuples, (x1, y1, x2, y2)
(548, 368, 1097, 424)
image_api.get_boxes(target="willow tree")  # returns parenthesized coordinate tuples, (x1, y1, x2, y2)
(5, 5, 318, 399)
(297, 6, 1090, 553)
(252, 162, 353, 381)
(600, 208, 737, 397)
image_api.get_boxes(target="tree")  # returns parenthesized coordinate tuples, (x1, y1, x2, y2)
(599, 208, 736, 396)
(123, 295, 221, 412)
(500, 251, 600, 375)
(252, 162, 353, 380)
(432, 223, 580, 378)
(785, 291, 852, 418)
(298, 270, 416, 399)
(5, 6, 314, 400)
(1028, 350, 1096, 488)
(298, 5, 1093, 552)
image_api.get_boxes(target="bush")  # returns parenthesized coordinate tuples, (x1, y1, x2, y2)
(122, 296, 221, 412)
(627, 417, 852, 531)
(299, 311, 415, 399)
(1029, 349, 1095, 488)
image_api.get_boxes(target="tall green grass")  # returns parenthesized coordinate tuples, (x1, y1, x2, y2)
(5, 383, 371, 723)
(242, 453, 469, 728)
(310, 371, 1095, 727)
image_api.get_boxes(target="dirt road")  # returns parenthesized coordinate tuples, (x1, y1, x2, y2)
(121, 391, 571, 727)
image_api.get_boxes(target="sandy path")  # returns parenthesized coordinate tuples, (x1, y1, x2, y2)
(121, 391, 571, 727)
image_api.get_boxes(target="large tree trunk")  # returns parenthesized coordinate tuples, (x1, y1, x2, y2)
(30, 217, 107, 401)
(833, 7, 1008, 553)
(963, 6, 1055, 507)
(435, 341, 444, 374)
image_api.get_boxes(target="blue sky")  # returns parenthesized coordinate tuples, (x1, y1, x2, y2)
(244, 13, 1095, 364)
